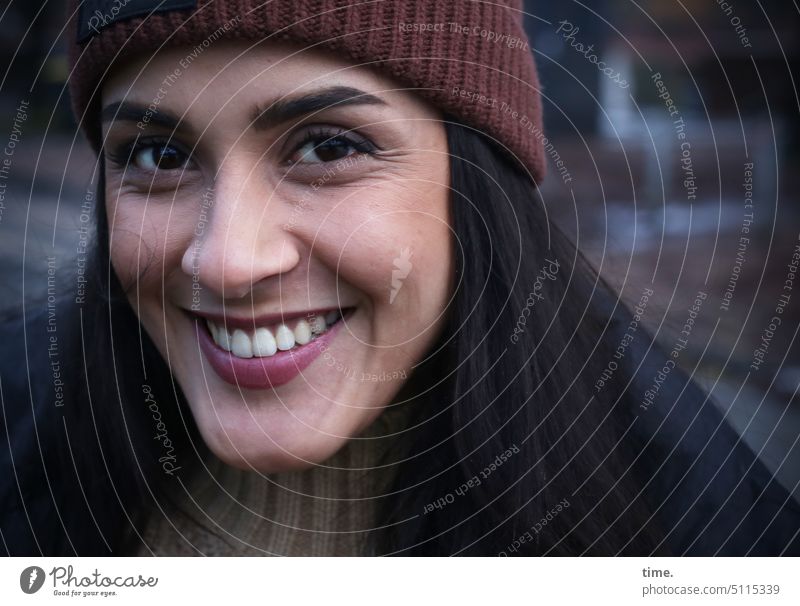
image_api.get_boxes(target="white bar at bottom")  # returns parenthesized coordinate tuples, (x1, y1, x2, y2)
(1, 557, 797, 605)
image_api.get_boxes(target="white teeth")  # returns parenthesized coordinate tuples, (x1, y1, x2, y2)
(230, 329, 253, 358)
(205, 310, 344, 358)
(217, 326, 232, 351)
(293, 319, 312, 345)
(310, 315, 327, 334)
(275, 324, 296, 351)
(253, 327, 278, 357)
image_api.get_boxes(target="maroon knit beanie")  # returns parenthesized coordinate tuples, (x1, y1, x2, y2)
(67, 0, 545, 181)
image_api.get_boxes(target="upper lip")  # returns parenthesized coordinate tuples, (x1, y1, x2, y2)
(188, 307, 351, 330)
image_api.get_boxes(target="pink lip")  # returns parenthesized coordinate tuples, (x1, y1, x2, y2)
(194, 315, 345, 390)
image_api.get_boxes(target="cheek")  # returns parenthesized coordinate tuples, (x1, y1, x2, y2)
(296, 181, 452, 328)
(353, 214, 451, 307)
(105, 196, 189, 293)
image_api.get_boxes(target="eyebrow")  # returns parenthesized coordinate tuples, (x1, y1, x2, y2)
(252, 86, 386, 129)
(101, 101, 188, 133)
(100, 86, 387, 134)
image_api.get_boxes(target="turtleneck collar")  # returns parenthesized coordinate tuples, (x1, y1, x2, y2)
(134, 401, 416, 556)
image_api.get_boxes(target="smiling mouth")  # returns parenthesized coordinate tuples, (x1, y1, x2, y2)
(198, 309, 350, 359)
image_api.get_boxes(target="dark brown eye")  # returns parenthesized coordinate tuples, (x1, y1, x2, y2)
(133, 144, 189, 171)
(289, 129, 376, 165)
(291, 138, 356, 164)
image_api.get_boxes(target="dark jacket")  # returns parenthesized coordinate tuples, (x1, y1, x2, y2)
(621, 315, 800, 555)
(0, 303, 134, 556)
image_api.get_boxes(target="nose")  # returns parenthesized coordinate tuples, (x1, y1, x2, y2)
(181, 175, 301, 300)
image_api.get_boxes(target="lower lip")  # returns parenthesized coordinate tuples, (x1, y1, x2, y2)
(195, 316, 345, 390)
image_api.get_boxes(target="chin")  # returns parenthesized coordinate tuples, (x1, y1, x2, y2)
(195, 408, 357, 473)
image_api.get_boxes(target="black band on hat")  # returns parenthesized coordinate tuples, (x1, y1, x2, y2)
(77, 0, 197, 43)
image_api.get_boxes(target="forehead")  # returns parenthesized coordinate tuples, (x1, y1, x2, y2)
(102, 40, 406, 110)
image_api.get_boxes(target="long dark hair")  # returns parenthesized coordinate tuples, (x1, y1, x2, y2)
(7, 119, 670, 555)
(374, 120, 666, 555)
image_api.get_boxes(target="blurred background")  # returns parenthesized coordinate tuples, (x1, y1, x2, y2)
(523, 0, 800, 496)
(0, 1, 798, 494)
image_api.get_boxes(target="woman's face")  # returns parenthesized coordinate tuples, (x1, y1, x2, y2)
(101, 41, 452, 472)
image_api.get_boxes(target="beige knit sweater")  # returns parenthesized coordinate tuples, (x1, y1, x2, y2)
(134, 404, 412, 556)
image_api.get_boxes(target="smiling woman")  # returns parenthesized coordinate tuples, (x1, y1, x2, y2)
(99, 41, 453, 473)
(1, 0, 798, 558)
